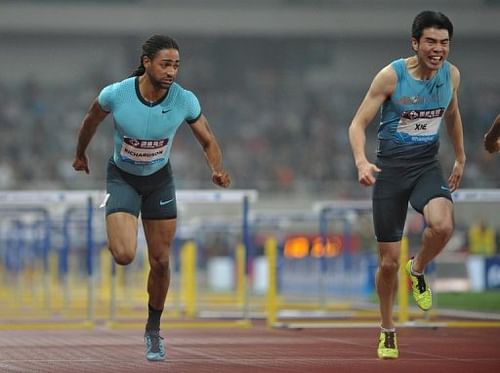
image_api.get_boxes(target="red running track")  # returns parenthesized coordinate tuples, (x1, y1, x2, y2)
(0, 324, 499, 372)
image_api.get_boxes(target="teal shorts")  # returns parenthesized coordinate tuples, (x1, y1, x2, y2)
(372, 159, 452, 242)
(105, 159, 177, 220)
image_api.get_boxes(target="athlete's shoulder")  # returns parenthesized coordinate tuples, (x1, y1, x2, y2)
(445, 60, 460, 76)
(171, 82, 200, 107)
(384, 58, 407, 79)
(98, 77, 135, 111)
(171, 82, 198, 99)
(388, 58, 405, 69)
(371, 61, 398, 94)
(171, 82, 202, 122)
(108, 76, 136, 91)
(100, 77, 135, 95)
(444, 60, 460, 88)
(373, 58, 402, 79)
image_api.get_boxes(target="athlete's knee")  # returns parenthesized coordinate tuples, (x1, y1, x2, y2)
(429, 219, 454, 242)
(150, 255, 170, 277)
(108, 244, 135, 266)
(379, 257, 400, 276)
(113, 253, 135, 266)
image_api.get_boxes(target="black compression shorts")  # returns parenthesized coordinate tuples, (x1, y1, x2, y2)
(104, 158, 177, 220)
(372, 159, 452, 242)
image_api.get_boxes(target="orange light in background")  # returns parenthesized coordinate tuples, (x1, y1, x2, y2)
(283, 236, 309, 259)
(311, 236, 342, 257)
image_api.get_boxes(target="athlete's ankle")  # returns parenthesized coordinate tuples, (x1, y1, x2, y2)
(410, 258, 423, 275)
(380, 325, 395, 333)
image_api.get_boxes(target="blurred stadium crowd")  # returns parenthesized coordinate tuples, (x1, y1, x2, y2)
(0, 34, 498, 197)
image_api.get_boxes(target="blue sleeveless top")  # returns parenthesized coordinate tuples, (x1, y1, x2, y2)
(377, 58, 452, 163)
(98, 77, 201, 176)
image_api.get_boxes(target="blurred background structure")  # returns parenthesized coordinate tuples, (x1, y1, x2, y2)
(0, 0, 498, 198)
(0, 0, 499, 329)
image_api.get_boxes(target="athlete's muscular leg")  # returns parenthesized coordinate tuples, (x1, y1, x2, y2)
(412, 197, 454, 273)
(376, 242, 400, 329)
(142, 218, 176, 310)
(106, 212, 139, 265)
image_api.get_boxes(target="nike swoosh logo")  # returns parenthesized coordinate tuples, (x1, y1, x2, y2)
(160, 198, 175, 206)
(161, 109, 172, 114)
(99, 193, 110, 208)
(441, 186, 450, 191)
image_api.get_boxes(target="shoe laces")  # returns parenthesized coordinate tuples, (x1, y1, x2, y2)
(383, 332, 396, 349)
(146, 330, 164, 353)
(415, 274, 427, 293)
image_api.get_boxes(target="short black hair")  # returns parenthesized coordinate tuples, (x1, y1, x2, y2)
(411, 11, 454, 41)
(131, 35, 179, 77)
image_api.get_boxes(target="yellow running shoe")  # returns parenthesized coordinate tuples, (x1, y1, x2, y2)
(377, 331, 399, 359)
(405, 259, 432, 311)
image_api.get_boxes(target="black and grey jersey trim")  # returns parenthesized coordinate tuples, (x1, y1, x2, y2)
(186, 111, 202, 124)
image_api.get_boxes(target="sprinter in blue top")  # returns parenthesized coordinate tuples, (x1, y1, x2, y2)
(348, 11, 465, 359)
(377, 58, 452, 161)
(98, 75, 203, 176)
(73, 35, 230, 362)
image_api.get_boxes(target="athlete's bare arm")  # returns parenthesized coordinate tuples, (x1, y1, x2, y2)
(443, 64, 466, 192)
(73, 99, 109, 174)
(348, 65, 397, 186)
(189, 114, 230, 188)
(484, 114, 500, 153)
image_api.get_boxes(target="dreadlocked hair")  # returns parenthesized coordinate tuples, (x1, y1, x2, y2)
(130, 35, 180, 77)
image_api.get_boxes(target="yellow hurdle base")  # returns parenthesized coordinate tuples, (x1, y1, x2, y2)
(106, 319, 252, 330)
(273, 319, 500, 329)
(0, 320, 94, 331)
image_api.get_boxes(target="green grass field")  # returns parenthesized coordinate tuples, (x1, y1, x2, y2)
(371, 291, 500, 313)
(435, 291, 500, 313)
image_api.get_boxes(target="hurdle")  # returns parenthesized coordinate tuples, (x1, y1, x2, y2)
(265, 190, 500, 329)
(106, 189, 257, 330)
(251, 209, 370, 327)
(0, 190, 106, 330)
(0, 189, 258, 330)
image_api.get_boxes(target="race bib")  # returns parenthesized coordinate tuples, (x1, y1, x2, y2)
(395, 108, 445, 143)
(120, 137, 168, 165)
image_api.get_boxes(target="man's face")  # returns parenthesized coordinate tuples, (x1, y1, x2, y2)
(144, 48, 180, 89)
(412, 27, 450, 71)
